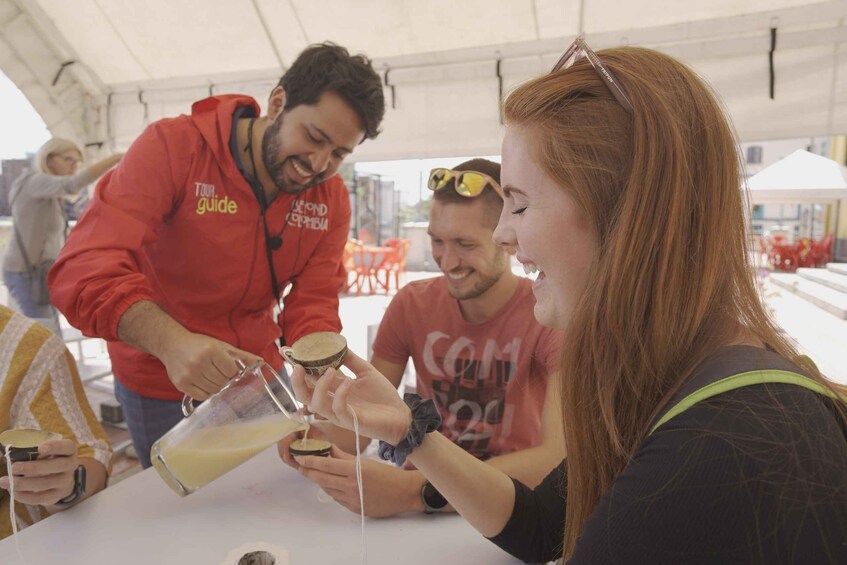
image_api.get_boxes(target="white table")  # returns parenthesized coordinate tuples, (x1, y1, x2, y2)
(0, 448, 518, 564)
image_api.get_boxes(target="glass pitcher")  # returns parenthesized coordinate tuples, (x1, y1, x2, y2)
(151, 360, 307, 496)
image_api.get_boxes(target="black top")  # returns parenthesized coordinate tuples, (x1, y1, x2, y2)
(489, 347, 847, 564)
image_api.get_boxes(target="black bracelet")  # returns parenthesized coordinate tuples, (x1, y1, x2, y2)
(378, 393, 441, 467)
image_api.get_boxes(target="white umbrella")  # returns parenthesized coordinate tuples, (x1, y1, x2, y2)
(746, 150, 847, 204)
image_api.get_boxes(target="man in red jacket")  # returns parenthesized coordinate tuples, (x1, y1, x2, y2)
(49, 43, 386, 468)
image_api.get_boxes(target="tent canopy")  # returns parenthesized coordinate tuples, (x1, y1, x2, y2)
(747, 149, 847, 203)
(2, 0, 847, 161)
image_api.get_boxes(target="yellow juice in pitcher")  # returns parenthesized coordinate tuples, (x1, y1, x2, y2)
(153, 414, 306, 495)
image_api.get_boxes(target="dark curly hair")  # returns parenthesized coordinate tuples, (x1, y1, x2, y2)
(277, 42, 386, 141)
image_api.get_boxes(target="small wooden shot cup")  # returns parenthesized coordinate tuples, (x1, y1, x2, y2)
(281, 332, 348, 377)
(289, 438, 332, 464)
(0, 428, 63, 462)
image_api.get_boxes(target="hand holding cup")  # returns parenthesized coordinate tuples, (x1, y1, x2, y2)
(290, 348, 412, 447)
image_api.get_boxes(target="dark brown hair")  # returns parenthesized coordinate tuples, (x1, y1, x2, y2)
(504, 46, 847, 559)
(278, 42, 385, 140)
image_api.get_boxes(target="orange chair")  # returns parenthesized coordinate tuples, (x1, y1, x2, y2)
(797, 238, 815, 268)
(375, 238, 411, 293)
(342, 239, 370, 296)
(769, 241, 800, 272)
(810, 234, 834, 267)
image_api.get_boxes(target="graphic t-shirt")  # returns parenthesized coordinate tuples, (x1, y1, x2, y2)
(372, 277, 561, 459)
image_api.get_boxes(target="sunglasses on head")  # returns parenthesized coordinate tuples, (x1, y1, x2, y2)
(551, 32, 633, 112)
(427, 168, 503, 199)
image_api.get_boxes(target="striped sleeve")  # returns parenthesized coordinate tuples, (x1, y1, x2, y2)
(0, 307, 113, 540)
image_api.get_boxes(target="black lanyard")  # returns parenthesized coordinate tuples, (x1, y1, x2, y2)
(245, 118, 298, 346)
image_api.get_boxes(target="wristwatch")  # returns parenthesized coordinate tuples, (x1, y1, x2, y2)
(56, 465, 86, 506)
(420, 480, 448, 514)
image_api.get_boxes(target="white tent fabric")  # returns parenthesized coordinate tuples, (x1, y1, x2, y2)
(747, 149, 847, 203)
(1, 0, 847, 161)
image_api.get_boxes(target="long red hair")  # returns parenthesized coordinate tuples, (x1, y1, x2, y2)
(503, 47, 847, 559)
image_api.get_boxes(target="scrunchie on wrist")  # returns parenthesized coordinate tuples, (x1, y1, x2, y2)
(378, 393, 441, 467)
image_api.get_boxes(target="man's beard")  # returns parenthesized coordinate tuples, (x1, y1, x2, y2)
(261, 116, 324, 195)
(446, 250, 510, 301)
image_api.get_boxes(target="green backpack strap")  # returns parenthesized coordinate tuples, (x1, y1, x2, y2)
(649, 369, 847, 436)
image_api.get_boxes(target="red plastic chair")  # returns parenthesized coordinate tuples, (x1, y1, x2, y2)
(797, 238, 815, 268)
(769, 242, 800, 272)
(375, 238, 411, 293)
(342, 239, 370, 296)
(810, 234, 834, 267)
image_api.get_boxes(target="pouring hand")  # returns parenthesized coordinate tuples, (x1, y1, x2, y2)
(160, 332, 261, 400)
(291, 349, 411, 446)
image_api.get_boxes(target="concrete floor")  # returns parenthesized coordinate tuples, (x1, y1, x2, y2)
(761, 277, 847, 384)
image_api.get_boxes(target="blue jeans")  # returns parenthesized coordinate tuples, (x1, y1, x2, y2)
(114, 379, 185, 469)
(3, 270, 59, 332)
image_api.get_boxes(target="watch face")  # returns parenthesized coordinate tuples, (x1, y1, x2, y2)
(57, 465, 86, 506)
(423, 481, 448, 510)
(76, 464, 87, 495)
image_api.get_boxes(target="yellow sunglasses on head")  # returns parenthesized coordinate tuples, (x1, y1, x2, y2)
(427, 168, 503, 199)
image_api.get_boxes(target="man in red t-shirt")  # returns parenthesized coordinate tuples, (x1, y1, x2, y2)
(279, 158, 564, 517)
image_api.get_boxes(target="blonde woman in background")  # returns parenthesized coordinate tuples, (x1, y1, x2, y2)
(2, 138, 121, 330)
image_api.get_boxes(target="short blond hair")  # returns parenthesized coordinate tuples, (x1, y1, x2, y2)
(431, 158, 502, 229)
(34, 138, 83, 174)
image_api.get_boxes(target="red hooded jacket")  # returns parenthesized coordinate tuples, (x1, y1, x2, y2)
(49, 95, 350, 400)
